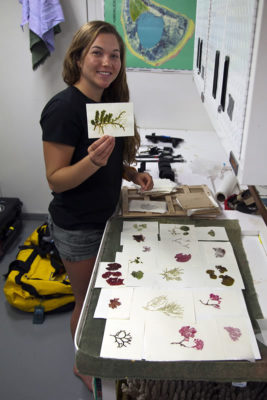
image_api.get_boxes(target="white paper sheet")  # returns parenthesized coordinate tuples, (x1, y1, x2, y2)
(131, 287, 195, 323)
(116, 250, 159, 287)
(144, 319, 224, 361)
(86, 102, 134, 138)
(217, 317, 259, 360)
(94, 287, 134, 319)
(195, 226, 229, 241)
(122, 220, 159, 234)
(100, 319, 144, 360)
(159, 223, 198, 243)
(198, 241, 245, 289)
(129, 199, 167, 213)
(155, 240, 204, 288)
(121, 238, 159, 254)
(144, 318, 258, 361)
(96, 221, 260, 362)
(193, 288, 248, 319)
(94, 261, 127, 288)
(120, 221, 159, 245)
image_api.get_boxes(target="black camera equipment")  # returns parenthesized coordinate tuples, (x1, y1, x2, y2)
(145, 133, 184, 148)
(158, 159, 175, 181)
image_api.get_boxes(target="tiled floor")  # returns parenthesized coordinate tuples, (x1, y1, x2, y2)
(0, 218, 94, 400)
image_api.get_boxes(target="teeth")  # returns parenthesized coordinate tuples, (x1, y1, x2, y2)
(99, 71, 111, 75)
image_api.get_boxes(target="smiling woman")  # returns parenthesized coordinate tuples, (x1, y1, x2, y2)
(40, 20, 153, 392)
(75, 33, 122, 102)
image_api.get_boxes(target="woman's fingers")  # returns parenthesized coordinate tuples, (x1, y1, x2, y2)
(88, 135, 115, 166)
(133, 172, 154, 191)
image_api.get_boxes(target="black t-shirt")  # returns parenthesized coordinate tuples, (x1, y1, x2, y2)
(40, 86, 124, 230)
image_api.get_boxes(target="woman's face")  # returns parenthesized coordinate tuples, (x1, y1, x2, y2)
(77, 33, 122, 100)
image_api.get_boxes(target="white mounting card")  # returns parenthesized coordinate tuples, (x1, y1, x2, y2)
(94, 287, 134, 319)
(193, 287, 249, 319)
(94, 261, 127, 288)
(143, 317, 258, 362)
(121, 221, 159, 244)
(130, 287, 196, 323)
(195, 226, 229, 241)
(116, 249, 159, 287)
(100, 319, 145, 360)
(198, 241, 245, 289)
(86, 102, 134, 138)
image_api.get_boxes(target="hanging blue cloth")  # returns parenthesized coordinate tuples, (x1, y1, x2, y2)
(19, 0, 64, 69)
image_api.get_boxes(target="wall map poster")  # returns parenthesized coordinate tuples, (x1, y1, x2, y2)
(104, 0, 196, 70)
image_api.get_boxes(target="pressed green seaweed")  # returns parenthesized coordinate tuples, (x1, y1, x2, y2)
(91, 109, 126, 135)
(143, 295, 184, 317)
(160, 267, 184, 281)
(131, 270, 144, 279)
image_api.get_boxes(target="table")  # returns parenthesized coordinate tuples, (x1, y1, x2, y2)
(75, 129, 267, 399)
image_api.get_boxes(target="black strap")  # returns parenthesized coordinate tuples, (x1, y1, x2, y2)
(4, 223, 70, 299)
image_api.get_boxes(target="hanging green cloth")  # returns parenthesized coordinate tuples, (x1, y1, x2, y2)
(29, 24, 61, 70)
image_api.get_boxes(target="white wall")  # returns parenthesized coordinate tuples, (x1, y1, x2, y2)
(0, 0, 213, 214)
(127, 70, 212, 130)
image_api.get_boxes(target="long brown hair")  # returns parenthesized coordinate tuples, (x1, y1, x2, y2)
(63, 20, 140, 164)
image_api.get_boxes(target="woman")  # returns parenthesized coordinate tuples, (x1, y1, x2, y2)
(40, 20, 153, 390)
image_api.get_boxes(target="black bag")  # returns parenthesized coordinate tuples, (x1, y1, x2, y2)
(0, 197, 23, 259)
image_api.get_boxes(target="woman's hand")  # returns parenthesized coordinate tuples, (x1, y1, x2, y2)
(43, 135, 115, 193)
(133, 172, 154, 192)
(88, 135, 115, 167)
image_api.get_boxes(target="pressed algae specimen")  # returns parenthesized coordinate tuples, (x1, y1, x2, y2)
(142, 246, 151, 252)
(106, 277, 124, 286)
(219, 274, 235, 286)
(129, 256, 143, 264)
(206, 269, 217, 279)
(175, 253, 191, 262)
(106, 262, 122, 271)
(213, 247, 226, 257)
(133, 223, 147, 231)
(200, 293, 222, 309)
(133, 234, 145, 242)
(109, 298, 122, 309)
(215, 265, 228, 273)
(91, 109, 126, 135)
(180, 226, 190, 232)
(143, 295, 184, 317)
(161, 267, 184, 281)
(171, 325, 204, 350)
(110, 330, 132, 348)
(206, 269, 234, 286)
(169, 225, 190, 237)
(224, 326, 242, 341)
(208, 229, 215, 237)
(131, 270, 144, 279)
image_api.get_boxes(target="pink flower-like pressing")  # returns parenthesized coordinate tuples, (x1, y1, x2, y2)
(193, 339, 204, 350)
(200, 292, 222, 309)
(210, 293, 221, 302)
(179, 325, 197, 339)
(224, 326, 242, 341)
(175, 253, 191, 262)
(172, 326, 204, 350)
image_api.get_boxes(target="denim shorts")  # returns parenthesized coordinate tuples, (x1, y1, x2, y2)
(48, 215, 104, 262)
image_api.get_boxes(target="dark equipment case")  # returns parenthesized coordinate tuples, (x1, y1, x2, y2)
(0, 198, 23, 259)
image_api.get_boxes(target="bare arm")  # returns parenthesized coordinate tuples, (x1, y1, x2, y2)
(43, 135, 115, 193)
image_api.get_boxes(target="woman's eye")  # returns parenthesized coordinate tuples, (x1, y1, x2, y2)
(92, 51, 101, 56)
